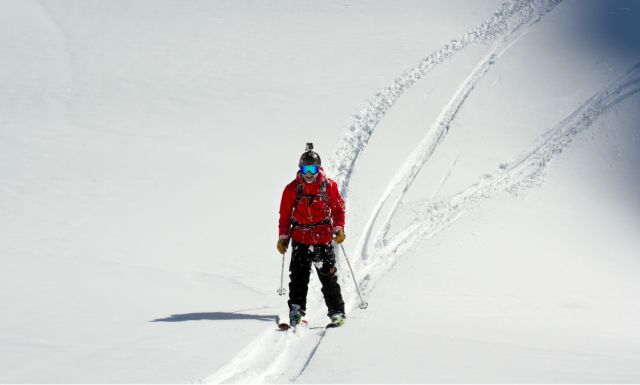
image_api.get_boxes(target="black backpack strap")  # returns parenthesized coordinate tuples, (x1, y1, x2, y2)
(291, 217, 332, 228)
(319, 180, 328, 203)
(294, 180, 304, 208)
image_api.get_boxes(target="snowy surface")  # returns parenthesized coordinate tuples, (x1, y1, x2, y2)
(1, 0, 639, 383)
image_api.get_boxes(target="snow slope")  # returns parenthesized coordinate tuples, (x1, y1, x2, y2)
(1, 0, 639, 383)
(208, 0, 640, 383)
(298, 1, 640, 382)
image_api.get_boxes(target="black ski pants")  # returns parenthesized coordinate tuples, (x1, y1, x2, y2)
(288, 240, 345, 317)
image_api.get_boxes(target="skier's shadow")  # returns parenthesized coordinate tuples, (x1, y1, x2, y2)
(150, 311, 277, 323)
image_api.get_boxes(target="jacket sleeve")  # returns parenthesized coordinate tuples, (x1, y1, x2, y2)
(278, 183, 295, 239)
(328, 180, 345, 230)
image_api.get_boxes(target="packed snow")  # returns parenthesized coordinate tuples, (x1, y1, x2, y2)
(1, 0, 639, 383)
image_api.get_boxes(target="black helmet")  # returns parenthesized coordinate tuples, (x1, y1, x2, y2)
(299, 142, 321, 167)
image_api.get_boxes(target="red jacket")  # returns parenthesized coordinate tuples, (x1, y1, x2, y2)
(278, 169, 345, 245)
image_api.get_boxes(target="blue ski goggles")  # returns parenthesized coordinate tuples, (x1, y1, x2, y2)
(300, 164, 319, 175)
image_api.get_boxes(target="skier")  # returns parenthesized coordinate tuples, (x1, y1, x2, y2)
(277, 143, 346, 328)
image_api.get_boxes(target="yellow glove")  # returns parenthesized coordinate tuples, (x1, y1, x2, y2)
(277, 238, 289, 254)
(333, 229, 345, 244)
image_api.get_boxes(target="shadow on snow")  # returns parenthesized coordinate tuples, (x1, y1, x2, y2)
(150, 311, 277, 323)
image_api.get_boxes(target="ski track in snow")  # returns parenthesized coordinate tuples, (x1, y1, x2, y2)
(328, 0, 562, 200)
(356, 62, 640, 299)
(354, 3, 555, 263)
(203, 1, 606, 383)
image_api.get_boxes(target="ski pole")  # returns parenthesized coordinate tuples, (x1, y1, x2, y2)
(277, 251, 287, 296)
(339, 243, 368, 309)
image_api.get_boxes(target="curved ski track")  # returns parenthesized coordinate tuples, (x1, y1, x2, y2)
(328, 0, 562, 199)
(354, 6, 552, 263)
(200, 2, 640, 384)
(356, 62, 640, 299)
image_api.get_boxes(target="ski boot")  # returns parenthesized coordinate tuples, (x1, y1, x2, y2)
(289, 304, 304, 328)
(326, 312, 345, 328)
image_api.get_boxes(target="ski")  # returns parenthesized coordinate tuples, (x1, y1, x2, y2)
(276, 315, 308, 331)
(326, 314, 345, 328)
(278, 322, 290, 331)
(277, 320, 308, 331)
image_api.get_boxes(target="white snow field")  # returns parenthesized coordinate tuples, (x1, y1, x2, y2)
(1, 0, 639, 383)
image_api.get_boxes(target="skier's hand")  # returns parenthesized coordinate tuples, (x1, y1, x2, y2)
(277, 238, 289, 254)
(333, 229, 345, 244)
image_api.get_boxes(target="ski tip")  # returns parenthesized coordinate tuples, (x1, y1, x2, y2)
(278, 323, 290, 331)
(278, 319, 309, 331)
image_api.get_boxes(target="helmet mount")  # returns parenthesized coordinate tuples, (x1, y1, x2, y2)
(299, 142, 321, 167)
